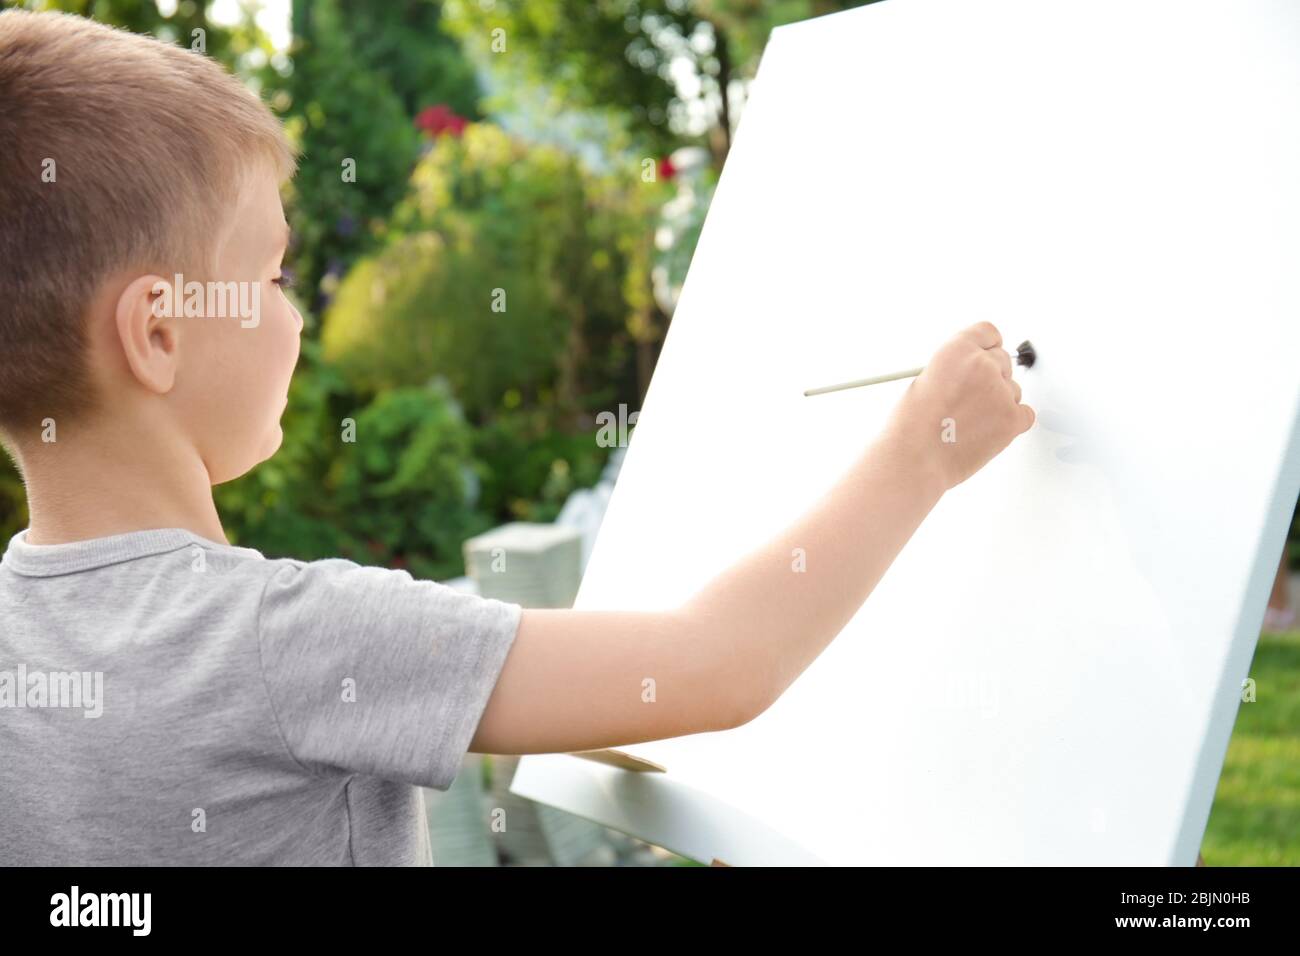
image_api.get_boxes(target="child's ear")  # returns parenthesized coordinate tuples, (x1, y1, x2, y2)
(114, 274, 180, 395)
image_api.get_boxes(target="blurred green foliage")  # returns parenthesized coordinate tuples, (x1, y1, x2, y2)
(0, 448, 25, 545)
(443, 0, 881, 166)
(321, 122, 652, 419)
(322, 382, 491, 580)
(472, 406, 611, 524)
(209, 339, 493, 581)
(209, 338, 611, 579)
(330, 0, 482, 120)
(274, 0, 425, 304)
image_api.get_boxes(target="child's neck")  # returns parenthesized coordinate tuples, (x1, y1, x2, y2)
(13, 417, 227, 547)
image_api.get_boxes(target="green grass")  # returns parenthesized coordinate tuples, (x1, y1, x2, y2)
(1201, 629, 1300, 865)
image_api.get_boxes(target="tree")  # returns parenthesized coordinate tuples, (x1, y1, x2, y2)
(442, 0, 879, 169)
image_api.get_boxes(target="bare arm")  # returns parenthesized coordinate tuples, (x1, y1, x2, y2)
(469, 322, 1034, 756)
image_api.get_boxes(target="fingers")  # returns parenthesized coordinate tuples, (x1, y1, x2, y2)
(952, 320, 1035, 435)
(961, 320, 1002, 350)
(1007, 376, 1034, 434)
(990, 347, 1012, 380)
(1005, 377, 1034, 434)
(968, 324, 1033, 434)
(1018, 401, 1036, 433)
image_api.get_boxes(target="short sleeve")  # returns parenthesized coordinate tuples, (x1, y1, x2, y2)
(256, 558, 522, 790)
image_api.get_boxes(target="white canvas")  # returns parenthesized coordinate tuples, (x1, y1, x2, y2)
(509, 0, 1300, 865)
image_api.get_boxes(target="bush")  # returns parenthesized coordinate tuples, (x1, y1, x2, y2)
(328, 381, 493, 580)
(214, 344, 491, 581)
(320, 122, 649, 422)
(472, 407, 611, 524)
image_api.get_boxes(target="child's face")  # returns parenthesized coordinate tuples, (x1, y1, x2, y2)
(167, 166, 303, 484)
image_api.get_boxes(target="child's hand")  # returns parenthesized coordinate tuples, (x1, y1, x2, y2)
(882, 321, 1035, 493)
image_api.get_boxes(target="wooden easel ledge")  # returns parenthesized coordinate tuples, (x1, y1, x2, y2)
(569, 748, 667, 773)
(568, 749, 726, 862)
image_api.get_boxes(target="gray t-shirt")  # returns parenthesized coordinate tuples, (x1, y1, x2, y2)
(0, 527, 522, 865)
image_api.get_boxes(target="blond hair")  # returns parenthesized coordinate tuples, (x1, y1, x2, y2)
(0, 10, 296, 433)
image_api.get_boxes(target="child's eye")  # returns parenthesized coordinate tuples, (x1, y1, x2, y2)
(273, 268, 296, 290)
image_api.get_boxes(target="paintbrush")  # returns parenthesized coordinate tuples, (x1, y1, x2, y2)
(804, 340, 1036, 397)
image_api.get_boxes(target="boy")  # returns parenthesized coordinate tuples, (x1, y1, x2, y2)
(0, 10, 1033, 865)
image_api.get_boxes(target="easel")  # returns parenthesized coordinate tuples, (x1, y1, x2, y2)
(570, 749, 1210, 867)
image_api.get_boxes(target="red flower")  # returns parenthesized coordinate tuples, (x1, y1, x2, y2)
(415, 104, 468, 139)
(657, 155, 677, 181)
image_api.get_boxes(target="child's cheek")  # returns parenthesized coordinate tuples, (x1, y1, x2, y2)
(272, 300, 301, 386)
